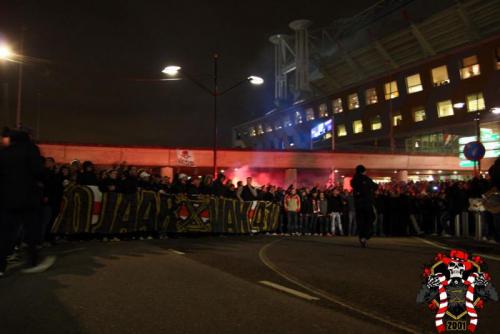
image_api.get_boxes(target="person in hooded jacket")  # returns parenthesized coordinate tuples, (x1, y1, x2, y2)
(0, 129, 55, 276)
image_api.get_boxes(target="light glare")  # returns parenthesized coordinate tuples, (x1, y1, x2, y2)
(0, 45, 12, 60)
(248, 76, 264, 85)
(162, 65, 181, 76)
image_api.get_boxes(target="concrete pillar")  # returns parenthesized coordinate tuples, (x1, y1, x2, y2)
(397, 170, 408, 182)
(284, 169, 298, 188)
(161, 167, 173, 180)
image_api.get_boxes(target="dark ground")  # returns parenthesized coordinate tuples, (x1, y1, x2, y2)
(1, 235, 499, 334)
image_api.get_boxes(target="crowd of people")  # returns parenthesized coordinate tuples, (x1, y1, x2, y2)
(36, 155, 500, 244)
(1, 126, 500, 277)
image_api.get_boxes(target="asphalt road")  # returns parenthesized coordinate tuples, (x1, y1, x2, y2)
(1, 235, 499, 334)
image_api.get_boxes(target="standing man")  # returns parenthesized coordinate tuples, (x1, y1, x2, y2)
(241, 177, 258, 201)
(284, 188, 301, 235)
(0, 129, 55, 277)
(351, 165, 378, 248)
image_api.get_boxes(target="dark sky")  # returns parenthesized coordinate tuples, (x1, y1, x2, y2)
(0, 0, 376, 148)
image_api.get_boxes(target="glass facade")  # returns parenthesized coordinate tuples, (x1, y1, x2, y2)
(384, 80, 399, 100)
(365, 88, 378, 105)
(460, 55, 480, 79)
(332, 98, 343, 113)
(337, 124, 347, 137)
(305, 108, 315, 121)
(348, 93, 360, 110)
(353, 120, 363, 133)
(371, 115, 382, 130)
(406, 74, 423, 94)
(431, 65, 450, 86)
(437, 100, 454, 117)
(466, 92, 485, 112)
(319, 103, 328, 117)
(412, 106, 426, 122)
(392, 114, 402, 127)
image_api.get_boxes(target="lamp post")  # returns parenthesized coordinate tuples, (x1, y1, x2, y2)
(0, 39, 24, 129)
(162, 54, 263, 177)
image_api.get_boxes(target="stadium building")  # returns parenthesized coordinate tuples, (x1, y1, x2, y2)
(233, 0, 500, 169)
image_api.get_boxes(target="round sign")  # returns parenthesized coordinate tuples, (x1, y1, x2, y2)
(463, 141, 485, 161)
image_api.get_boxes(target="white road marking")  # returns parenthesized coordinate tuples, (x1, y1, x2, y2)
(169, 249, 185, 255)
(259, 240, 419, 334)
(259, 280, 320, 301)
(412, 237, 500, 262)
(60, 247, 86, 255)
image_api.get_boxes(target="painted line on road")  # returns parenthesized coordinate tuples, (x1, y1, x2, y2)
(412, 237, 500, 262)
(259, 280, 320, 301)
(259, 240, 419, 334)
(60, 247, 86, 255)
(169, 249, 185, 255)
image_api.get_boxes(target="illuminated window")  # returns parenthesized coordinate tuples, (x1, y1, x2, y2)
(371, 115, 382, 131)
(431, 65, 450, 86)
(348, 93, 359, 110)
(466, 93, 485, 112)
(392, 114, 402, 127)
(365, 88, 378, 105)
(265, 124, 273, 133)
(495, 47, 500, 70)
(460, 55, 480, 79)
(437, 100, 454, 118)
(319, 103, 328, 117)
(352, 120, 363, 134)
(295, 111, 303, 124)
(274, 120, 282, 130)
(332, 98, 343, 113)
(249, 127, 256, 137)
(257, 124, 264, 135)
(406, 74, 423, 94)
(384, 81, 399, 100)
(337, 124, 347, 137)
(412, 106, 426, 122)
(284, 117, 292, 127)
(305, 108, 315, 121)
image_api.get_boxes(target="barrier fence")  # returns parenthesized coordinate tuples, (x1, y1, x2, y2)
(52, 186, 280, 235)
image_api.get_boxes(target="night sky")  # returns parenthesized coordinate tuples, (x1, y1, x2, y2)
(0, 0, 376, 148)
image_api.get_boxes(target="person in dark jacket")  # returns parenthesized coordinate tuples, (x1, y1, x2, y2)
(350, 165, 378, 248)
(212, 173, 227, 197)
(0, 129, 55, 276)
(41, 157, 64, 243)
(241, 177, 259, 201)
(77, 161, 98, 186)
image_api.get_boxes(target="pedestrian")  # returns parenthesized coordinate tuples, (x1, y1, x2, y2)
(241, 177, 258, 201)
(284, 188, 301, 235)
(318, 192, 330, 235)
(0, 129, 56, 277)
(328, 188, 344, 236)
(350, 165, 378, 248)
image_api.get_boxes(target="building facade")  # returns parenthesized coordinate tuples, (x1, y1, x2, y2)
(233, 0, 500, 160)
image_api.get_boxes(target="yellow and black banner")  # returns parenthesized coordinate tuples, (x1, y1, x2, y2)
(52, 186, 280, 234)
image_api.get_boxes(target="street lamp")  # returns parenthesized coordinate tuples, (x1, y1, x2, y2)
(161, 54, 264, 177)
(0, 40, 24, 129)
(0, 45, 13, 60)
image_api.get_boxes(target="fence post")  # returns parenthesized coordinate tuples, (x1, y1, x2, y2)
(454, 214, 460, 237)
(462, 212, 469, 238)
(474, 212, 482, 241)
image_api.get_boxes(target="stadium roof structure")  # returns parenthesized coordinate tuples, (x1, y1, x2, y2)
(266, 0, 500, 109)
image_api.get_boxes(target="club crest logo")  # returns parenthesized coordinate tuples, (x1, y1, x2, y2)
(417, 249, 498, 333)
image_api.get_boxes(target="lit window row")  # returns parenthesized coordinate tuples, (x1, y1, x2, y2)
(330, 54, 486, 114)
(249, 103, 330, 136)
(335, 92, 486, 137)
